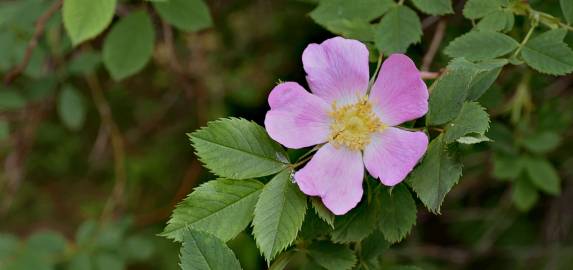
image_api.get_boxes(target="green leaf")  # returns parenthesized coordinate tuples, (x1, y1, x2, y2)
(511, 176, 539, 212)
(522, 29, 573, 76)
(0, 121, 8, 141)
(374, 5, 422, 54)
(447, 58, 507, 100)
(476, 10, 514, 32)
(492, 154, 524, 180)
(253, 170, 307, 261)
(523, 157, 561, 195)
(103, 11, 155, 80)
(153, 0, 212, 32)
(58, 86, 86, 131)
(410, 0, 453, 15)
(310, 0, 394, 26)
(378, 185, 417, 243)
(268, 251, 294, 270)
(560, 0, 573, 24)
(331, 199, 377, 243)
(456, 133, 491, 144)
(299, 208, 332, 240)
(407, 135, 463, 214)
(307, 241, 357, 270)
(467, 64, 505, 100)
(63, 0, 116, 45)
(0, 90, 26, 110)
(445, 31, 518, 61)
(463, 0, 501, 19)
(311, 198, 334, 228)
(444, 102, 490, 144)
(68, 51, 101, 75)
(521, 131, 561, 154)
(316, 19, 376, 42)
(309, 0, 394, 41)
(358, 231, 389, 269)
(190, 118, 289, 179)
(162, 179, 264, 242)
(180, 230, 241, 270)
(95, 254, 123, 270)
(426, 68, 475, 125)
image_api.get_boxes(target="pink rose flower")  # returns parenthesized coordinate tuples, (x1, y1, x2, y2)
(264, 37, 429, 215)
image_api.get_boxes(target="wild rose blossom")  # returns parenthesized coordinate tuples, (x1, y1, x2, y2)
(264, 37, 429, 215)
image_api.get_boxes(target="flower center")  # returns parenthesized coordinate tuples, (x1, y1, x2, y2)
(329, 96, 385, 151)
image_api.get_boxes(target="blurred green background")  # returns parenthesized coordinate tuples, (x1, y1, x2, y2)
(1, 0, 573, 269)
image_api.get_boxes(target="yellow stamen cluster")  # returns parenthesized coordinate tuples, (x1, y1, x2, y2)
(329, 97, 385, 151)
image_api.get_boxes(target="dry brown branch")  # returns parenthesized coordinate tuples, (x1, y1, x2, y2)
(422, 20, 447, 72)
(3, 0, 63, 85)
(85, 74, 127, 222)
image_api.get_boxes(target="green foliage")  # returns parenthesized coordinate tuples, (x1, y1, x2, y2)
(523, 157, 561, 195)
(374, 5, 422, 54)
(0, 90, 26, 110)
(357, 231, 389, 269)
(521, 131, 560, 154)
(0, 120, 8, 140)
(309, 0, 393, 41)
(331, 199, 377, 243)
(154, 0, 213, 32)
(162, 179, 264, 242)
(410, 0, 453, 15)
(521, 29, 573, 75)
(407, 135, 463, 213)
(180, 230, 241, 270)
(311, 197, 335, 228)
(493, 154, 524, 180)
(464, 59, 507, 100)
(463, 0, 503, 19)
(477, 10, 514, 32)
(426, 68, 474, 125)
(307, 241, 357, 270)
(310, 0, 394, 24)
(189, 118, 289, 179)
(68, 51, 101, 75)
(253, 170, 307, 262)
(560, 0, 573, 24)
(58, 85, 86, 131)
(444, 102, 490, 144)
(0, 220, 155, 270)
(445, 31, 518, 61)
(511, 176, 539, 212)
(63, 0, 116, 45)
(103, 11, 155, 81)
(378, 185, 417, 243)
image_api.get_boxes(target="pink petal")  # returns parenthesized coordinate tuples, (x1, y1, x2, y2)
(264, 82, 331, 149)
(294, 143, 364, 215)
(363, 127, 428, 186)
(369, 54, 428, 126)
(302, 37, 370, 106)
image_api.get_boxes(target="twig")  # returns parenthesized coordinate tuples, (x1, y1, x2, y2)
(3, 0, 63, 85)
(85, 74, 127, 222)
(422, 20, 447, 72)
(420, 71, 441, 80)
